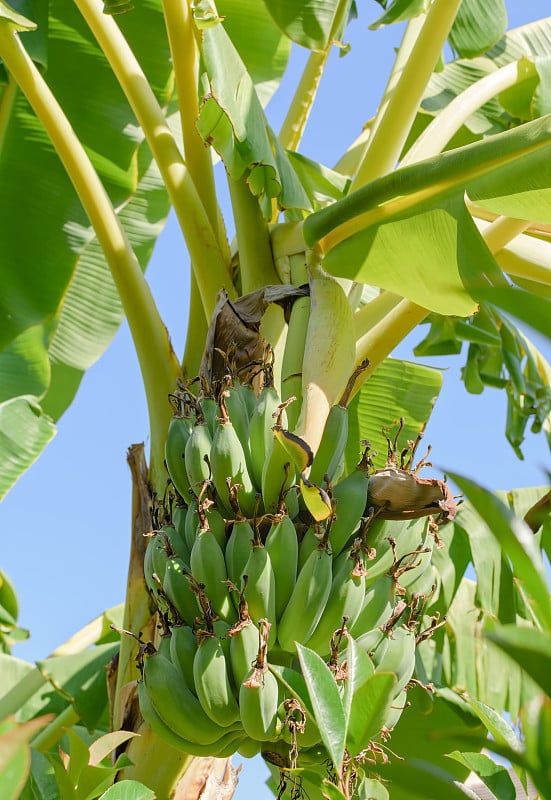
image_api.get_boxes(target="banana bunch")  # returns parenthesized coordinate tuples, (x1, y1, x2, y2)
(137, 359, 451, 769)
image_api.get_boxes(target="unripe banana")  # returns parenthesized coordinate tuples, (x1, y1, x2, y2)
(162, 522, 190, 564)
(184, 498, 199, 553)
(298, 526, 321, 571)
(363, 516, 428, 587)
(349, 574, 396, 637)
(237, 737, 261, 758)
(261, 420, 297, 515)
(281, 289, 310, 431)
(185, 421, 212, 497)
(169, 624, 198, 692)
(328, 466, 369, 558)
(355, 627, 389, 662)
(165, 415, 193, 499)
(142, 651, 235, 745)
(277, 546, 332, 653)
(265, 515, 298, 620)
(374, 625, 416, 693)
(248, 379, 282, 488)
(239, 663, 281, 742)
(163, 556, 200, 627)
(309, 404, 348, 487)
(224, 379, 252, 465)
(305, 548, 366, 657)
(382, 688, 408, 732)
(238, 380, 257, 420)
(229, 619, 260, 687)
(242, 543, 277, 646)
(193, 632, 241, 727)
(190, 529, 236, 623)
(192, 502, 227, 550)
(225, 519, 254, 587)
(210, 395, 257, 517)
(143, 531, 170, 595)
(139, 678, 245, 757)
(199, 395, 218, 436)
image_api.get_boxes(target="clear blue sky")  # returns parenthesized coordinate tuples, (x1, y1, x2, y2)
(2, 3, 550, 798)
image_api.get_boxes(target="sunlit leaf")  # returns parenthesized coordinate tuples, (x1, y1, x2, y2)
(485, 624, 551, 697)
(450, 472, 551, 631)
(296, 644, 346, 772)
(98, 781, 155, 800)
(448, 0, 507, 59)
(346, 672, 396, 758)
(447, 750, 516, 800)
(262, 0, 352, 51)
(0, 397, 56, 502)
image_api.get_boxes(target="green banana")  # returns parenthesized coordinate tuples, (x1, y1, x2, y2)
(163, 521, 190, 564)
(210, 393, 257, 517)
(190, 529, 236, 624)
(237, 737, 261, 758)
(193, 632, 241, 727)
(242, 542, 277, 646)
(165, 414, 193, 499)
(239, 621, 281, 741)
(138, 678, 245, 757)
(382, 688, 408, 732)
(265, 515, 298, 621)
(239, 666, 281, 742)
(363, 516, 428, 587)
(223, 378, 253, 468)
(199, 394, 218, 436)
(261, 430, 297, 515)
(195, 502, 227, 550)
(328, 462, 370, 558)
(277, 546, 332, 653)
(229, 619, 260, 687)
(169, 623, 198, 692)
(373, 625, 417, 693)
(248, 374, 282, 488)
(349, 574, 396, 638)
(184, 421, 212, 497)
(184, 498, 200, 553)
(143, 531, 171, 595)
(142, 651, 236, 745)
(305, 546, 366, 657)
(170, 506, 190, 560)
(281, 254, 310, 430)
(298, 526, 321, 571)
(225, 518, 254, 587)
(162, 555, 200, 627)
(309, 404, 348, 487)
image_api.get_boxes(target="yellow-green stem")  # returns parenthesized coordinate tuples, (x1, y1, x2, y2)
(354, 299, 430, 392)
(351, 0, 462, 191)
(31, 705, 80, 753)
(402, 61, 528, 165)
(73, 0, 234, 319)
(279, 49, 328, 151)
(482, 215, 531, 254)
(0, 25, 179, 487)
(228, 176, 279, 293)
(162, 0, 228, 260)
(0, 74, 16, 155)
(182, 271, 209, 380)
(353, 290, 403, 341)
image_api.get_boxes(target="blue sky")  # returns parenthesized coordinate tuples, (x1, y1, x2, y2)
(1, 3, 550, 797)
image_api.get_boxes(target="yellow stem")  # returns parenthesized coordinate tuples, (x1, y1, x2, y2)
(279, 49, 328, 151)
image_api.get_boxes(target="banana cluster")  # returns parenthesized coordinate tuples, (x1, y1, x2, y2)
(138, 375, 445, 767)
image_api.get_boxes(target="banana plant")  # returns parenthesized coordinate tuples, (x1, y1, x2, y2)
(0, 0, 550, 799)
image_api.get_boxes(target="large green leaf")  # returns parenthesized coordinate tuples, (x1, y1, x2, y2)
(197, 19, 310, 218)
(305, 115, 551, 316)
(0, 397, 56, 500)
(345, 357, 443, 473)
(485, 624, 551, 697)
(261, 0, 352, 51)
(448, 0, 507, 59)
(450, 472, 551, 631)
(369, 0, 425, 31)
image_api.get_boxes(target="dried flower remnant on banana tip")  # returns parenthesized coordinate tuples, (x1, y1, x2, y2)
(365, 419, 458, 522)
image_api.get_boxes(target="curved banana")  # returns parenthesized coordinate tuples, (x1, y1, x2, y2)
(308, 404, 348, 487)
(277, 546, 332, 653)
(374, 625, 416, 694)
(349, 574, 397, 638)
(138, 678, 245, 757)
(165, 415, 193, 500)
(265, 515, 298, 621)
(169, 624, 198, 693)
(184, 421, 212, 497)
(162, 555, 200, 627)
(261, 425, 297, 516)
(142, 651, 235, 745)
(190, 529, 236, 624)
(193, 632, 241, 727)
(210, 392, 257, 517)
(229, 618, 260, 687)
(328, 461, 370, 558)
(225, 518, 254, 587)
(248, 376, 282, 488)
(242, 542, 277, 646)
(239, 621, 281, 741)
(305, 547, 366, 657)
